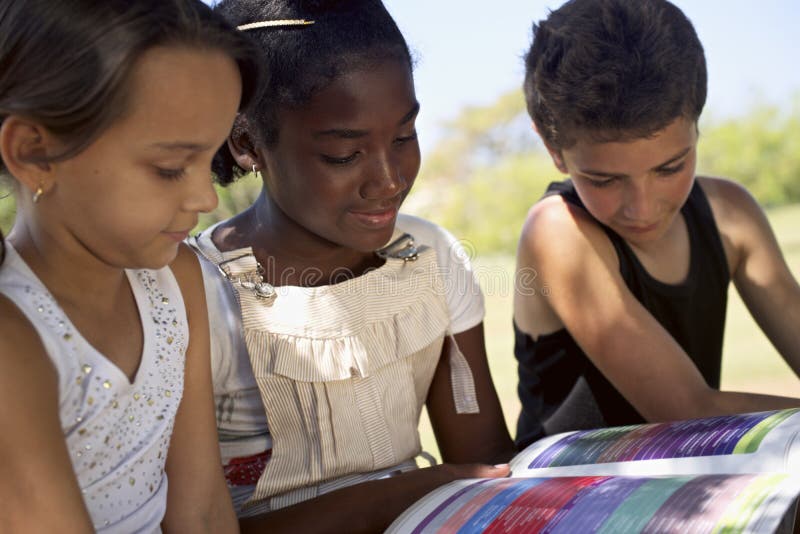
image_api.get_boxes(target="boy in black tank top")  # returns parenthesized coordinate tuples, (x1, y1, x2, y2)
(514, 0, 800, 449)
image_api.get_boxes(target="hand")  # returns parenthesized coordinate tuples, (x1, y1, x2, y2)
(429, 462, 511, 486)
(239, 462, 512, 534)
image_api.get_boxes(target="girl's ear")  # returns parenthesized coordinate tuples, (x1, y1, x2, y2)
(227, 115, 263, 172)
(0, 117, 57, 196)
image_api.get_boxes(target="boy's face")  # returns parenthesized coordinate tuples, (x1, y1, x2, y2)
(549, 117, 698, 248)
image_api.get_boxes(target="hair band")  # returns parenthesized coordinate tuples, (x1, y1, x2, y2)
(237, 19, 315, 31)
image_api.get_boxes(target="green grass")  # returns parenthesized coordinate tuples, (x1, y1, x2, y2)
(418, 204, 800, 462)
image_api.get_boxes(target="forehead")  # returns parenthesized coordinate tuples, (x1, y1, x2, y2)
(109, 45, 241, 143)
(565, 117, 697, 167)
(281, 59, 416, 131)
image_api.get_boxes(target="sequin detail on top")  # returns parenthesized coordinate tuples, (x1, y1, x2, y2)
(0, 245, 188, 533)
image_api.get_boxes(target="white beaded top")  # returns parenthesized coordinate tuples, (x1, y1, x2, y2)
(0, 244, 188, 533)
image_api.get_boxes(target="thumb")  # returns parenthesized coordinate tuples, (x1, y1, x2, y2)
(475, 463, 511, 478)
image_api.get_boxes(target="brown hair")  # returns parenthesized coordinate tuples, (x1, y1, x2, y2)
(0, 0, 263, 265)
(523, 0, 706, 150)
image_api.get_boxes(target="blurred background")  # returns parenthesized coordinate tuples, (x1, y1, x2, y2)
(2, 1, 798, 457)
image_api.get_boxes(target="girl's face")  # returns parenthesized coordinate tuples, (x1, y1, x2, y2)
(48, 46, 241, 269)
(259, 58, 421, 253)
(553, 117, 698, 248)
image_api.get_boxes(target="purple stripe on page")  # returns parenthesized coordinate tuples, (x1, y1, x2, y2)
(410, 479, 492, 534)
(528, 411, 780, 469)
(529, 431, 585, 469)
(544, 477, 649, 534)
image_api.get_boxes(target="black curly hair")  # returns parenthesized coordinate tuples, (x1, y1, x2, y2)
(212, 0, 412, 183)
(523, 0, 706, 151)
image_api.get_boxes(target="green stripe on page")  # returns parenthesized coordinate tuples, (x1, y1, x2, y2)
(733, 409, 800, 455)
(596, 477, 689, 533)
(711, 474, 787, 534)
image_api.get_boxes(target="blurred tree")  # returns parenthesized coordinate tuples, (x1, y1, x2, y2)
(697, 96, 800, 207)
(197, 172, 261, 231)
(405, 89, 562, 256)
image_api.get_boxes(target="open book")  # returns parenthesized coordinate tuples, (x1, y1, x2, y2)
(388, 409, 800, 533)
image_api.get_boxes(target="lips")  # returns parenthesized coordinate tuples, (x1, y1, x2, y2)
(348, 205, 399, 228)
(163, 229, 191, 242)
(621, 222, 660, 234)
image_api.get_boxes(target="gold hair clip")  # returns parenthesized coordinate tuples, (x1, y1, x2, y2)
(237, 19, 315, 31)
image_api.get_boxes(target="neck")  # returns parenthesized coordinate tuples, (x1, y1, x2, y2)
(9, 218, 130, 311)
(214, 190, 383, 287)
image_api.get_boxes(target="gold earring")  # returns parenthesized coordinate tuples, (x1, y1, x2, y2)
(32, 184, 44, 203)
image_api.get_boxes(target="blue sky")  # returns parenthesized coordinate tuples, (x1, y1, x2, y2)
(209, 1, 800, 150)
(384, 0, 800, 148)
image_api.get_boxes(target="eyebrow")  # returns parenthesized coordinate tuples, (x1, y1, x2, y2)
(147, 141, 212, 152)
(313, 101, 421, 140)
(580, 146, 692, 178)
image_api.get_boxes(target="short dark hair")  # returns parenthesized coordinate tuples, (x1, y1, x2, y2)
(212, 0, 412, 183)
(523, 0, 706, 151)
(0, 0, 262, 265)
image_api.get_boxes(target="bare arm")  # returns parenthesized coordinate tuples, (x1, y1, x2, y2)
(161, 244, 238, 534)
(516, 195, 799, 424)
(425, 324, 516, 464)
(0, 296, 94, 533)
(702, 177, 800, 377)
(238, 462, 509, 534)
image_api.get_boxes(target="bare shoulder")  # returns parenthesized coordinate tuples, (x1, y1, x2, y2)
(518, 194, 617, 272)
(0, 293, 49, 359)
(515, 195, 621, 335)
(167, 243, 211, 370)
(698, 176, 763, 224)
(168, 243, 205, 306)
(698, 176, 772, 268)
(169, 243, 203, 285)
(0, 293, 58, 398)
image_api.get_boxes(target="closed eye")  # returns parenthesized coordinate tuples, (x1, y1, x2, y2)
(585, 176, 617, 188)
(321, 152, 359, 165)
(394, 131, 418, 145)
(155, 167, 186, 180)
(656, 161, 686, 176)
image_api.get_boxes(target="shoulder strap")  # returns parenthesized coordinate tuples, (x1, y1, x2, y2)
(186, 235, 249, 357)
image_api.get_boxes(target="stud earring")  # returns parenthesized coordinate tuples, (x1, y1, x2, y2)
(32, 184, 44, 203)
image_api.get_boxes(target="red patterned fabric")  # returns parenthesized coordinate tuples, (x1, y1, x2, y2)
(224, 450, 271, 486)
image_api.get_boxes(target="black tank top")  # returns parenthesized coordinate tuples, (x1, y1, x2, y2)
(514, 179, 730, 449)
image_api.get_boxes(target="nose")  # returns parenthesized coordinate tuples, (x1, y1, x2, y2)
(182, 171, 219, 214)
(621, 180, 655, 222)
(359, 152, 408, 201)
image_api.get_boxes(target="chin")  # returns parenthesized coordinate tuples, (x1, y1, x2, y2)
(368, 229, 399, 252)
(335, 229, 394, 253)
(137, 248, 181, 271)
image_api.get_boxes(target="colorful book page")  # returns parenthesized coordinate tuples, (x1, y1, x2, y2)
(406, 474, 795, 534)
(528, 409, 799, 469)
